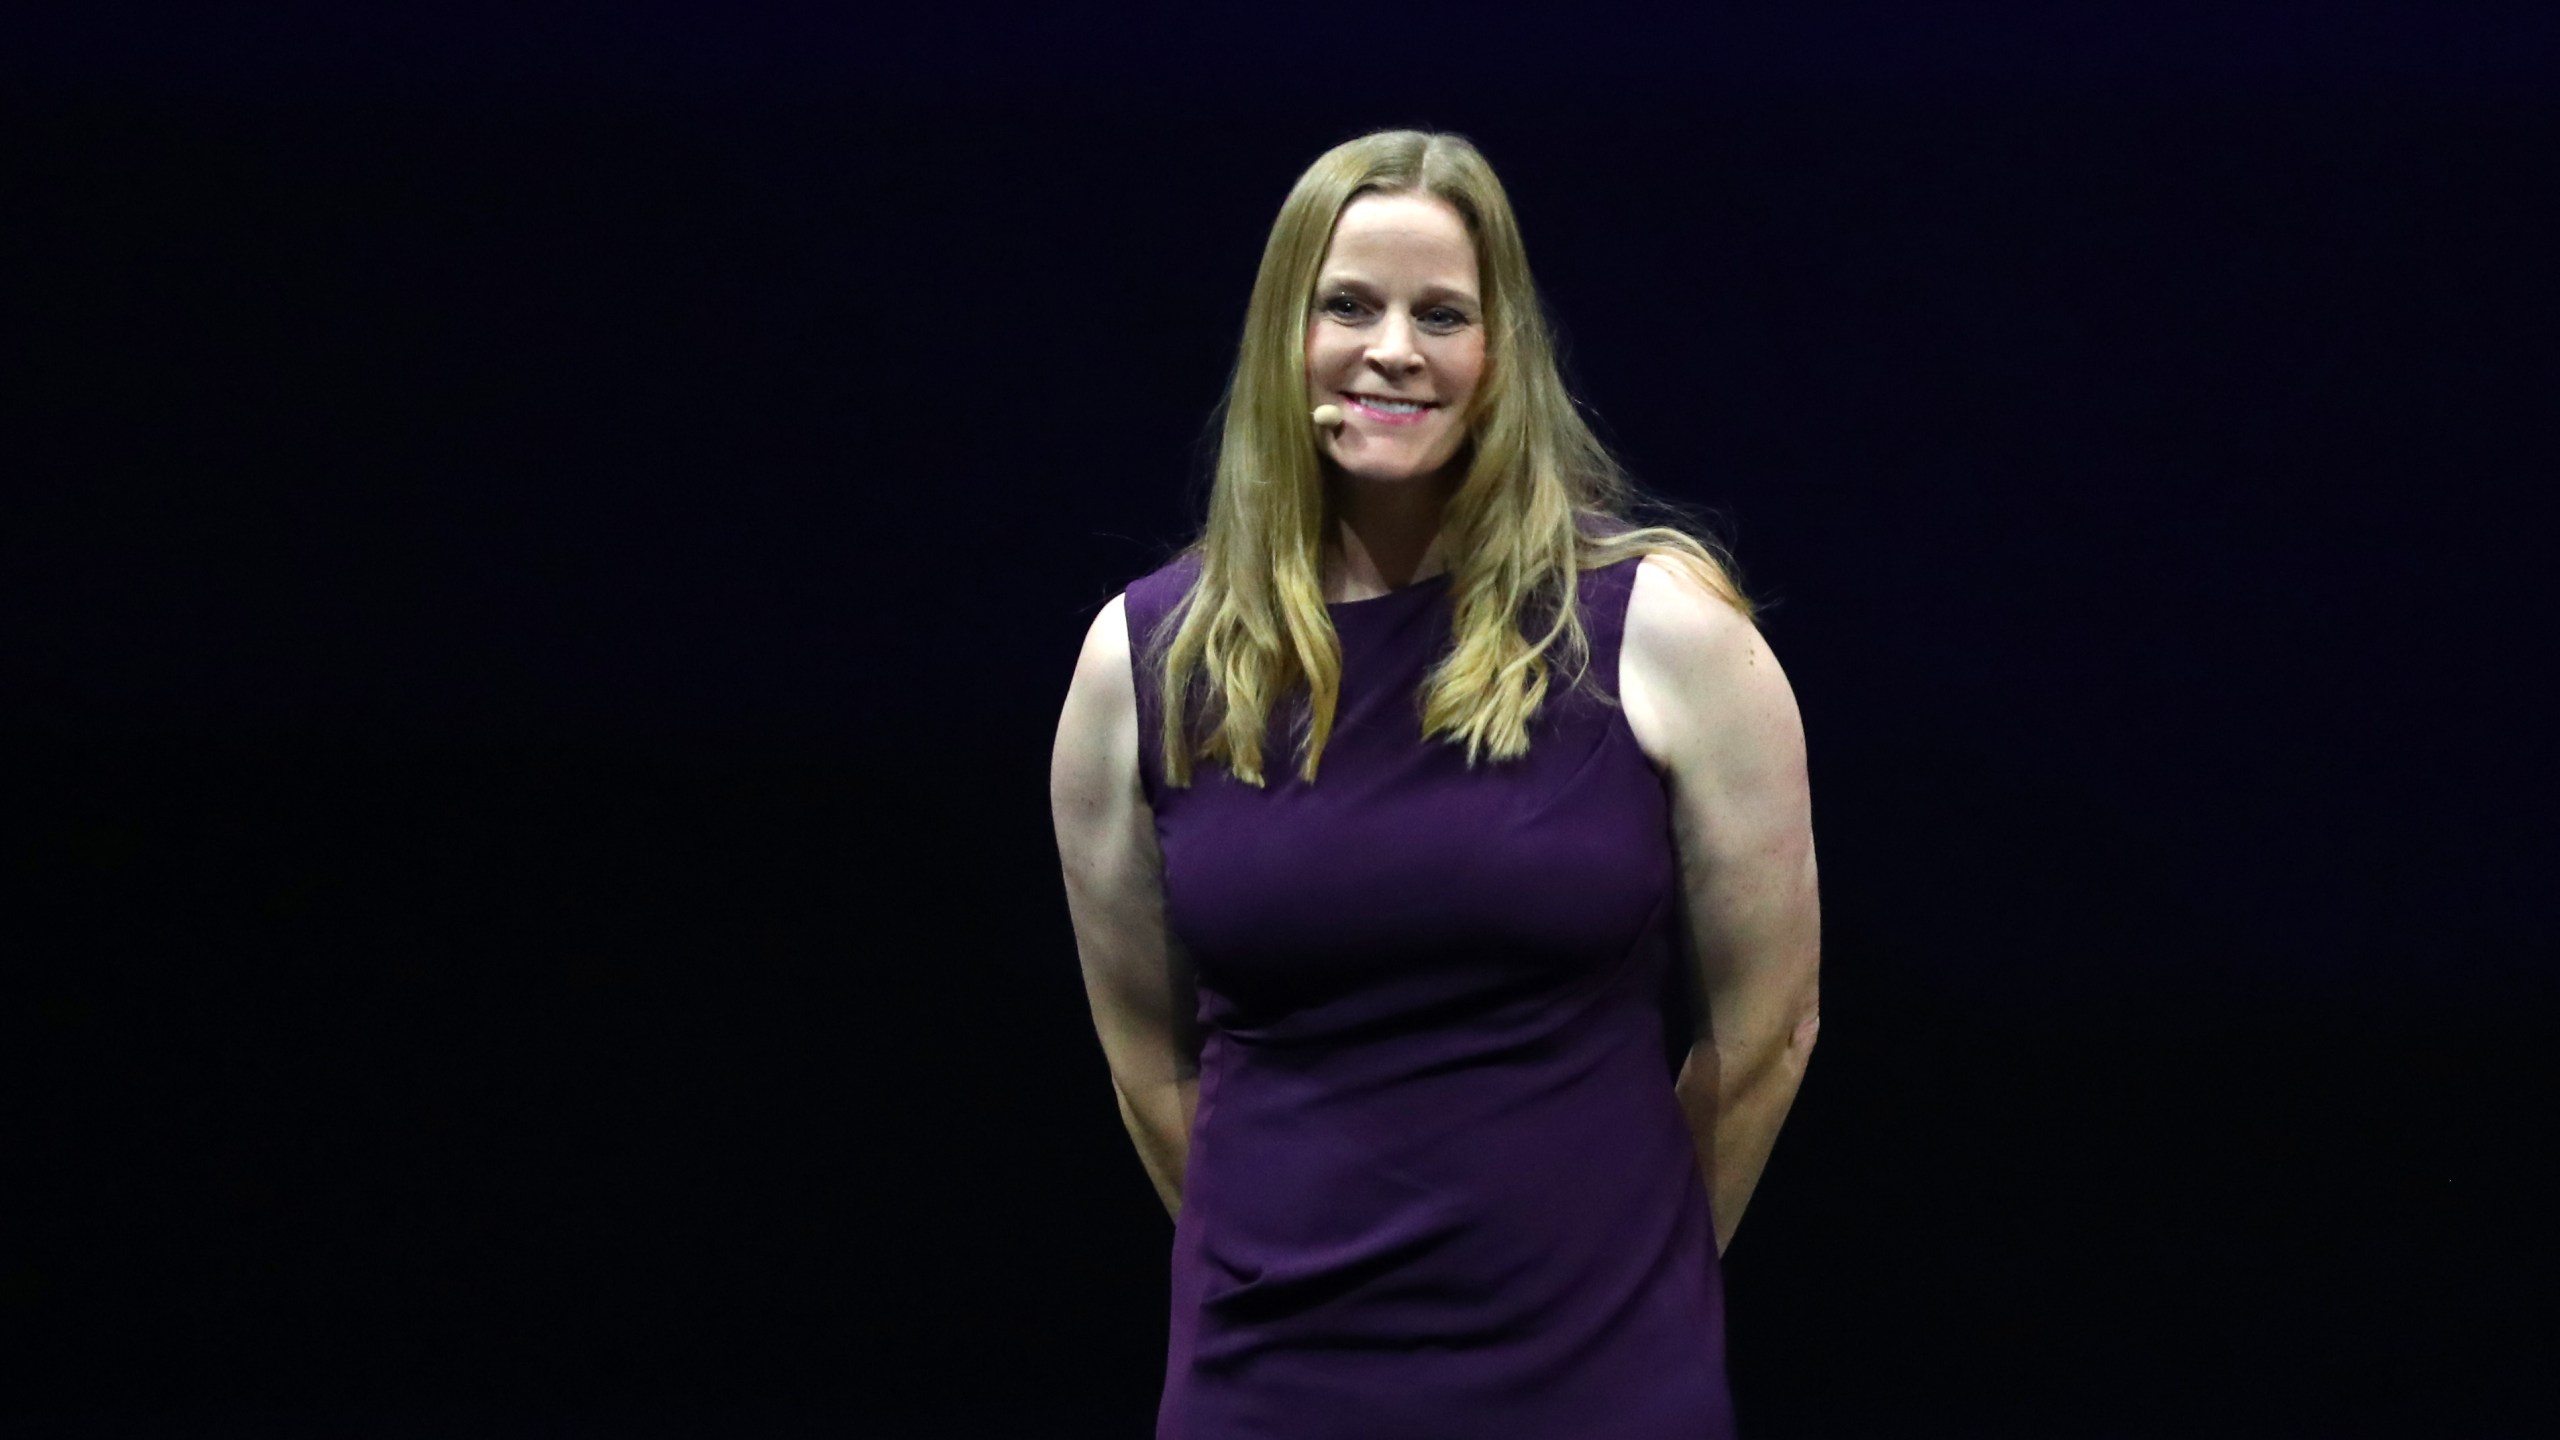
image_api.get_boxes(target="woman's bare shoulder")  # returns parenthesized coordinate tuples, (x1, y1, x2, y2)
(1082, 590, 1135, 676)
(1619, 553, 1796, 777)
(1626, 553, 1757, 654)
(1054, 592, 1139, 799)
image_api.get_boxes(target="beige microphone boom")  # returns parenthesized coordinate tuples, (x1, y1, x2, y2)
(1311, 403, 1344, 428)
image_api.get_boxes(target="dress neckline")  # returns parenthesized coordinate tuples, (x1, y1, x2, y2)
(1324, 572, 1453, 611)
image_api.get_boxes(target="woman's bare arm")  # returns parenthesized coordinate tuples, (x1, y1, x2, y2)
(1623, 555, 1823, 1257)
(1051, 593, 1202, 1220)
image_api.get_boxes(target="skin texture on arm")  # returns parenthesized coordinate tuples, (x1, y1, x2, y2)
(1050, 593, 1203, 1221)
(1621, 556, 1823, 1258)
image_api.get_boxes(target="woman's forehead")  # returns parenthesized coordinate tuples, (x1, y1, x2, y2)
(1330, 192, 1467, 246)
(1321, 196, 1476, 285)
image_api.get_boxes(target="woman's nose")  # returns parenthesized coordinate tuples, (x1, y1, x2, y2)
(1368, 312, 1422, 364)
(1369, 322, 1423, 371)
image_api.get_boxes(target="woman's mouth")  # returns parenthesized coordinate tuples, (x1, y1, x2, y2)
(1342, 392, 1437, 426)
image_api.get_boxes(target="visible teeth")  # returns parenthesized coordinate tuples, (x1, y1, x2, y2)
(1356, 397, 1425, 413)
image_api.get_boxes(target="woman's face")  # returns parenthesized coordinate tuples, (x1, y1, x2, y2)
(1304, 191, 1486, 489)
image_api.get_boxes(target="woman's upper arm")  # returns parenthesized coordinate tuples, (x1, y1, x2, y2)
(1623, 555, 1821, 1044)
(1050, 593, 1201, 1092)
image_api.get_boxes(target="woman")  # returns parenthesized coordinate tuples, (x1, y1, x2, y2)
(1050, 128, 1821, 1439)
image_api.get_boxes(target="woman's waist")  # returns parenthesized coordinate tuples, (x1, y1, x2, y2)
(1191, 1029, 1691, 1212)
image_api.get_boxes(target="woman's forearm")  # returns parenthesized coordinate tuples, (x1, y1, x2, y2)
(1675, 1014, 1818, 1256)
(1117, 1076, 1199, 1220)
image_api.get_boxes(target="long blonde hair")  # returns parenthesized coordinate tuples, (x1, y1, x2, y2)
(1146, 127, 1751, 789)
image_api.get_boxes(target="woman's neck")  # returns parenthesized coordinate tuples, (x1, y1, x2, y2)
(1323, 472, 1459, 601)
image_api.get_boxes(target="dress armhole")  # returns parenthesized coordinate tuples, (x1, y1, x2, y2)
(1590, 554, 1651, 741)
(1122, 586, 1165, 814)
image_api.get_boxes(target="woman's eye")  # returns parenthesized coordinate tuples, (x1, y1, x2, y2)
(1318, 294, 1468, 328)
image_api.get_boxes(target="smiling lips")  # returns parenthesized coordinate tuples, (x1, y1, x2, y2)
(1341, 392, 1438, 426)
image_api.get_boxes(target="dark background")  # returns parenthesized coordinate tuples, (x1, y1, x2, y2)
(7, 5, 2553, 1436)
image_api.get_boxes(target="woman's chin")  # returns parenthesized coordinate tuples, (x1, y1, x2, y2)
(1327, 453, 1459, 488)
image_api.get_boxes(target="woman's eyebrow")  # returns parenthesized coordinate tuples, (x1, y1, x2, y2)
(1322, 276, 1481, 307)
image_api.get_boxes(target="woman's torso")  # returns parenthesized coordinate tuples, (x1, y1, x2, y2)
(1123, 549, 1733, 1440)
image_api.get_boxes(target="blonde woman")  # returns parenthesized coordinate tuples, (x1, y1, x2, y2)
(1051, 128, 1821, 1439)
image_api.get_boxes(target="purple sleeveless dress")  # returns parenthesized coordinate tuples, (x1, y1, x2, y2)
(1122, 548, 1735, 1440)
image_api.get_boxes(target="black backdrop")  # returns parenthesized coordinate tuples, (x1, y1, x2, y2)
(8, 6, 2553, 1436)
